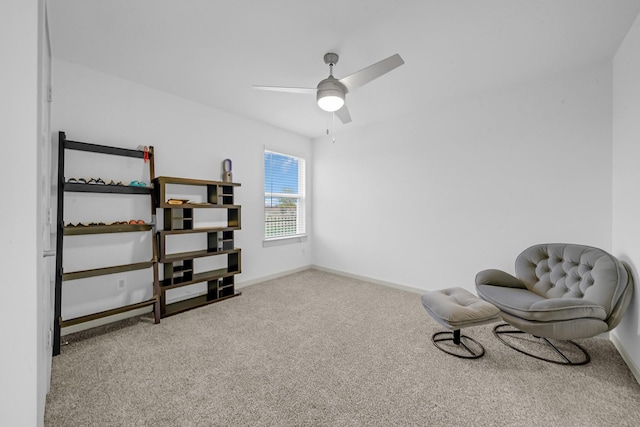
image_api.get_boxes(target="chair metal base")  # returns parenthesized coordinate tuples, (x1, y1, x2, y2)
(432, 329, 486, 359)
(492, 323, 591, 366)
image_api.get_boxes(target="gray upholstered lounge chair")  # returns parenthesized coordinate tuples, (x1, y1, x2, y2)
(475, 243, 634, 365)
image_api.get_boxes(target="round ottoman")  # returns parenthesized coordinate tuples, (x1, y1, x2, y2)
(421, 287, 501, 359)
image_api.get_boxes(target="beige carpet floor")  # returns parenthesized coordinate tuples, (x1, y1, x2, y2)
(45, 269, 640, 426)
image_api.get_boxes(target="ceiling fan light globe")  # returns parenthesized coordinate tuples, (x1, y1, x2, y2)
(317, 91, 344, 112)
(317, 77, 347, 112)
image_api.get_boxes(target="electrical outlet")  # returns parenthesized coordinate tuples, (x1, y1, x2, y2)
(116, 278, 126, 290)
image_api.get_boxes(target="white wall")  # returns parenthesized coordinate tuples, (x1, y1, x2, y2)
(51, 59, 312, 323)
(312, 62, 613, 292)
(612, 12, 640, 378)
(0, 0, 43, 425)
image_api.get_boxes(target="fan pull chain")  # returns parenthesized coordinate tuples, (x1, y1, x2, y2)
(326, 116, 335, 143)
(327, 112, 336, 144)
(331, 112, 336, 143)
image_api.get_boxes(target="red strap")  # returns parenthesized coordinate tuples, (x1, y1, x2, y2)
(143, 146, 149, 163)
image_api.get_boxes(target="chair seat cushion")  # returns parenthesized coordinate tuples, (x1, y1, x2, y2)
(477, 284, 608, 322)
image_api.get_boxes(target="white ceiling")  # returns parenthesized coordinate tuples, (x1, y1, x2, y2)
(47, 0, 640, 139)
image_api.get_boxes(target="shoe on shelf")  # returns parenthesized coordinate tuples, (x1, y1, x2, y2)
(86, 177, 106, 185)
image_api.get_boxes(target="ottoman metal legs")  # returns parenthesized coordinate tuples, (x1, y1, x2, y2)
(422, 287, 501, 359)
(432, 329, 487, 359)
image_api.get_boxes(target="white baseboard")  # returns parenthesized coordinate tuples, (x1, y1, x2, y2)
(236, 265, 313, 289)
(236, 265, 425, 295)
(61, 306, 152, 336)
(610, 332, 640, 385)
(310, 265, 425, 294)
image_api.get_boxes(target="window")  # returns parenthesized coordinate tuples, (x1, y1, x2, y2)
(264, 150, 306, 239)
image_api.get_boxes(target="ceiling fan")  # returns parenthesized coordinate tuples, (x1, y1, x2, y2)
(252, 52, 405, 124)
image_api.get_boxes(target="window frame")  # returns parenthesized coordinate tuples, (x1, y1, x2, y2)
(263, 149, 307, 242)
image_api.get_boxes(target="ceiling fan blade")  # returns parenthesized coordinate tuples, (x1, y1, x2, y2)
(338, 54, 404, 91)
(252, 85, 316, 95)
(335, 104, 352, 124)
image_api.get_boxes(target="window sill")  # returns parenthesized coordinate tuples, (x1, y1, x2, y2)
(263, 235, 308, 248)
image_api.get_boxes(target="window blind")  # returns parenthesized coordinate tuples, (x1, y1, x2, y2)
(264, 150, 306, 239)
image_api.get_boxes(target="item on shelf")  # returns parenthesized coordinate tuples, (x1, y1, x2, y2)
(66, 177, 128, 186)
(137, 145, 150, 163)
(222, 159, 232, 183)
(65, 220, 150, 227)
(167, 199, 188, 205)
(129, 180, 147, 187)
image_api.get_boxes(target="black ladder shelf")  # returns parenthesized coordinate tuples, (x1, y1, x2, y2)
(53, 131, 161, 356)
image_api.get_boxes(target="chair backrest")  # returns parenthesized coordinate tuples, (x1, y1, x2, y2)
(515, 243, 633, 329)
